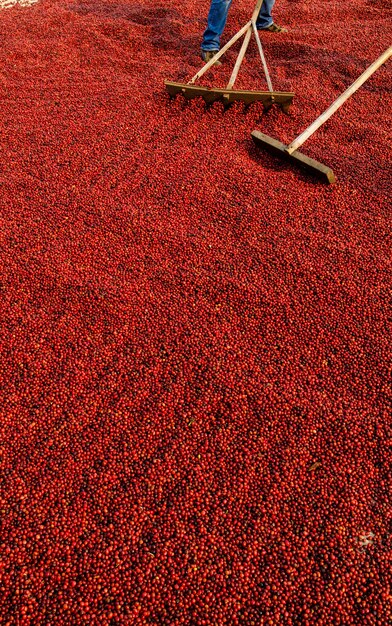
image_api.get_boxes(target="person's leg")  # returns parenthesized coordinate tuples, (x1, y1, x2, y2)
(201, 0, 233, 51)
(256, 0, 275, 30)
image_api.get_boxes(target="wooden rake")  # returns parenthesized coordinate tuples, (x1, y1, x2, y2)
(252, 46, 392, 183)
(165, 0, 294, 111)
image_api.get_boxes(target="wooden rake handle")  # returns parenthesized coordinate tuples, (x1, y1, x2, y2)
(251, 0, 264, 23)
(190, 0, 267, 85)
(286, 46, 392, 154)
(226, 0, 273, 90)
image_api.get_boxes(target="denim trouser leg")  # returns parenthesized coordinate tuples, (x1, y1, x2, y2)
(201, 0, 233, 51)
(202, 0, 276, 51)
(256, 0, 276, 29)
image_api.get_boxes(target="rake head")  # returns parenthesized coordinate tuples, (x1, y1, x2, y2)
(251, 130, 336, 183)
(165, 81, 294, 111)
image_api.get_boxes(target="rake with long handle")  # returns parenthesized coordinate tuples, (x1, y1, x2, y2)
(165, 0, 294, 110)
(252, 46, 392, 183)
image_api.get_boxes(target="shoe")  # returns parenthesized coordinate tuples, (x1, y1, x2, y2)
(201, 49, 222, 66)
(258, 23, 287, 33)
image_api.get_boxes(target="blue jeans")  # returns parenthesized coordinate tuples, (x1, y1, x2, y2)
(202, 0, 276, 51)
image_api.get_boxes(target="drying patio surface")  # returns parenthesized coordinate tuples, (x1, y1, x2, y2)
(0, 0, 391, 624)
